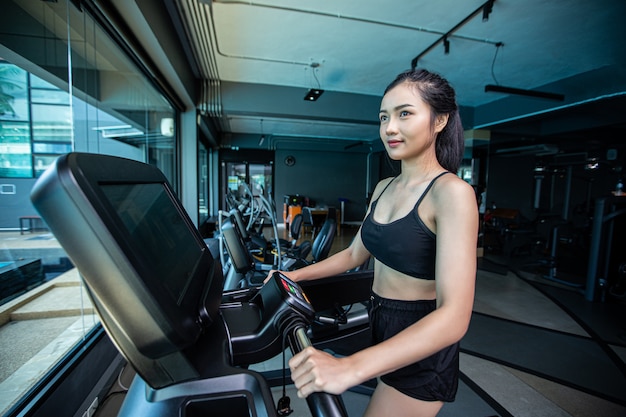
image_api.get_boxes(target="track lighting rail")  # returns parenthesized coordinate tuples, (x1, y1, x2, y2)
(411, 0, 498, 68)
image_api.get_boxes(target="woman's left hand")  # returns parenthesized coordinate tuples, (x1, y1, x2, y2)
(288, 346, 356, 398)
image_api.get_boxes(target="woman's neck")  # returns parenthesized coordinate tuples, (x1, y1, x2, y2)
(399, 155, 443, 185)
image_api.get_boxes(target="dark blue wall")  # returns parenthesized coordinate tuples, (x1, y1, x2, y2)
(274, 148, 372, 223)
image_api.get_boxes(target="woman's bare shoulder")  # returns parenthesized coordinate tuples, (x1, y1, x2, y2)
(432, 174, 477, 205)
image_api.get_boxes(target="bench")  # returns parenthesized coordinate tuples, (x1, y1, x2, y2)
(19, 216, 46, 234)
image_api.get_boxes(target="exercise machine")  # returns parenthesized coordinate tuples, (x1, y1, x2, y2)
(30, 153, 372, 417)
(585, 195, 626, 301)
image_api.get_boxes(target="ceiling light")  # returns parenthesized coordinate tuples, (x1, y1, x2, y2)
(304, 88, 324, 101)
(484, 84, 565, 101)
(304, 61, 324, 101)
(483, 0, 494, 21)
(584, 158, 600, 171)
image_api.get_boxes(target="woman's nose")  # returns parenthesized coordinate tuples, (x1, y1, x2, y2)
(383, 117, 398, 135)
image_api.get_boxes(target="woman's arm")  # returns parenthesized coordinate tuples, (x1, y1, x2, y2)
(289, 176, 478, 397)
(284, 231, 371, 282)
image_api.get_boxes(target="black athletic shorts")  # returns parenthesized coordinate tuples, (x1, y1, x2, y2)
(368, 292, 459, 402)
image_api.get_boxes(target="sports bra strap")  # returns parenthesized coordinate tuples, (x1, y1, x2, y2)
(413, 171, 450, 208)
(375, 172, 450, 206)
(376, 177, 396, 201)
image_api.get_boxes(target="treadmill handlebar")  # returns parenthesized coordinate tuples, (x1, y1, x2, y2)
(288, 327, 349, 417)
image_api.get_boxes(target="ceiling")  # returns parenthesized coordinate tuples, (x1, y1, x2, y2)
(170, 0, 626, 152)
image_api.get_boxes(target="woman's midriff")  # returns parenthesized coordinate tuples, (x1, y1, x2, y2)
(372, 261, 437, 301)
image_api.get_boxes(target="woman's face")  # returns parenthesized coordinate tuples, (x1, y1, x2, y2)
(379, 82, 444, 161)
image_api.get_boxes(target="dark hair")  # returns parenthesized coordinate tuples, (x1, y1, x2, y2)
(384, 68, 465, 173)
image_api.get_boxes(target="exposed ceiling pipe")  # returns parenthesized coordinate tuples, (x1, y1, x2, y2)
(180, 0, 220, 80)
(268, 135, 375, 151)
(210, 0, 501, 66)
(177, 0, 225, 127)
(344, 141, 364, 150)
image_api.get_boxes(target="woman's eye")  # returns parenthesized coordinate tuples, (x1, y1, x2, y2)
(379, 115, 388, 122)
(400, 110, 410, 117)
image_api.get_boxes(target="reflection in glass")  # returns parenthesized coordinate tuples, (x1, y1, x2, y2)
(0, 0, 180, 414)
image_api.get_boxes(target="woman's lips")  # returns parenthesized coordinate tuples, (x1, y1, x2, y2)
(387, 139, 403, 147)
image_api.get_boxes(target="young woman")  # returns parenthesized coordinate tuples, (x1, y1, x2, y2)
(271, 68, 478, 417)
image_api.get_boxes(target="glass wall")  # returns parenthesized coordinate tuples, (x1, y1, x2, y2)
(222, 161, 273, 205)
(0, 0, 179, 414)
(198, 141, 209, 225)
(219, 149, 275, 213)
(1, 65, 71, 178)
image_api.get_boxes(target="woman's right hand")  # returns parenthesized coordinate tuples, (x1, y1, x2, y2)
(264, 269, 298, 284)
(263, 269, 278, 284)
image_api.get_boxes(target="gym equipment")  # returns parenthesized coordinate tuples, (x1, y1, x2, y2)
(284, 213, 307, 256)
(531, 161, 596, 287)
(223, 183, 286, 267)
(219, 209, 336, 289)
(30, 153, 371, 417)
(220, 215, 274, 289)
(585, 195, 626, 301)
(282, 217, 337, 271)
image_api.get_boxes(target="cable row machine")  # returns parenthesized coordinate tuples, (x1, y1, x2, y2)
(31, 153, 373, 417)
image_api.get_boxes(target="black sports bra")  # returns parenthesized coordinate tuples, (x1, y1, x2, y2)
(361, 172, 449, 279)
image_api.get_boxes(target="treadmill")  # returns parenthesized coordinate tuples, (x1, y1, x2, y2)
(31, 153, 372, 417)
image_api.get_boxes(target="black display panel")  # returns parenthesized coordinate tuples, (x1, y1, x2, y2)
(30, 153, 224, 388)
(100, 183, 203, 304)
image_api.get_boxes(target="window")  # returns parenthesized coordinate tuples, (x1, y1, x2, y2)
(219, 149, 275, 212)
(0, 65, 30, 178)
(0, 0, 179, 414)
(198, 141, 210, 225)
(0, 67, 75, 178)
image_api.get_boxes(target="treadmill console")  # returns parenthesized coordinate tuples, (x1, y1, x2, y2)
(221, 272, 315, 365)
(274, 272, 315, 319)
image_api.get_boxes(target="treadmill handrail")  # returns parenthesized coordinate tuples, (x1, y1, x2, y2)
(288, 327, 349, 417)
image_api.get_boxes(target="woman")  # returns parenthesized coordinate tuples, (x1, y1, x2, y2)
(273, 68, 478, 417)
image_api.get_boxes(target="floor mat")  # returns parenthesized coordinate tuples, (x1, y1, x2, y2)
(461, 312, 626, 405)
(440, 374, 512, 417)
(477, 257, 509, 275)
(531, 281, 626, 347)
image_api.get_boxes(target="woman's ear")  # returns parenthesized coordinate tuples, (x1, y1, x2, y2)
(434, 114, 449, 133)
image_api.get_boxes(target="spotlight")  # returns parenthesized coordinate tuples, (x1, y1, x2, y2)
(584, 158, 600, 171)
(258, 135, 265, 146)
(443, 36, 450, 54)
(304, 89, 324, 101)
(482, 0, 494, 21)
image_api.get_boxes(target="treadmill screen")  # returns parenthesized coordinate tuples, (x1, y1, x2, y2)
(101, 183, 203, 304)
(30, 153, 225, 388)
